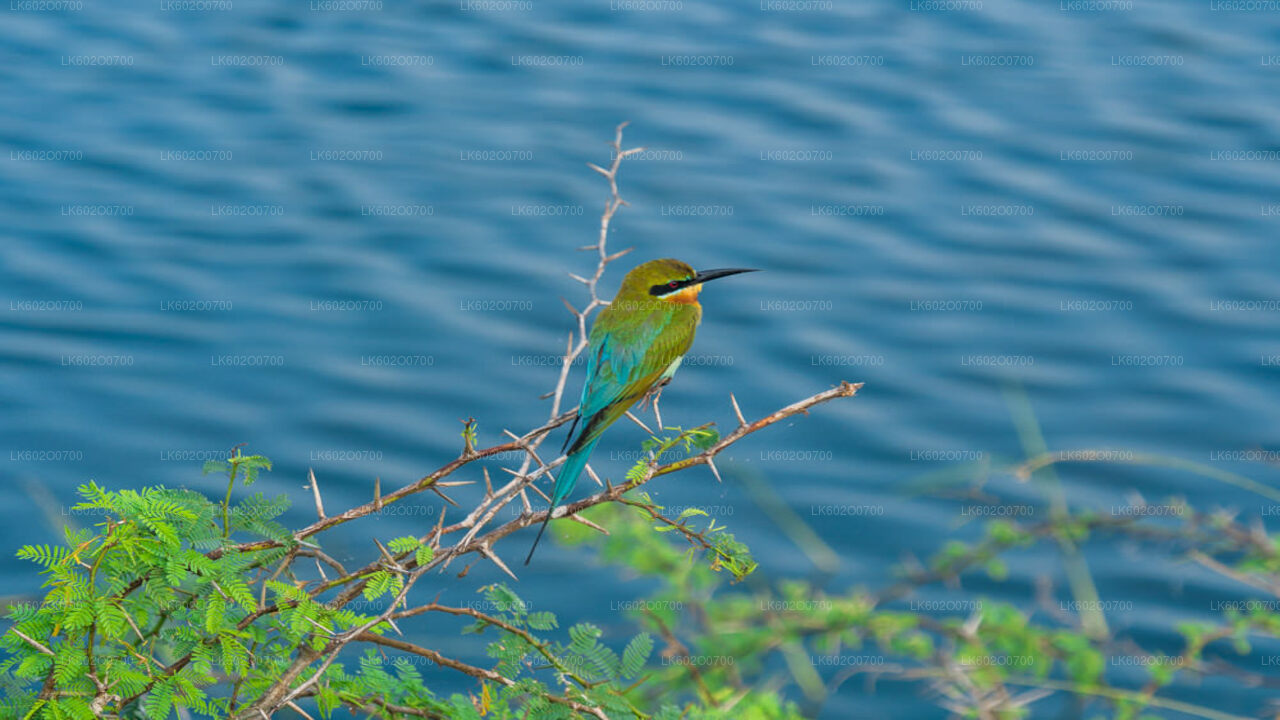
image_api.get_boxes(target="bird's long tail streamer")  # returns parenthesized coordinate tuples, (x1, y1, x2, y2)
(525, 436, 601, 565)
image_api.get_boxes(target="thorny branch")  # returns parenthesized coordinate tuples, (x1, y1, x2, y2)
(200, 122, 861, 718)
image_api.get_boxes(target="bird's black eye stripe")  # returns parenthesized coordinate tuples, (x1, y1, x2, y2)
(649, 277, 693, 296)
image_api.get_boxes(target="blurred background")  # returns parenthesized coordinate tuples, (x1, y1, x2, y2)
(3, 1, 1280, 716)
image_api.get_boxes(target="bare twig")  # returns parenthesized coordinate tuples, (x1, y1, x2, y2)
(356, 633, 612, 720)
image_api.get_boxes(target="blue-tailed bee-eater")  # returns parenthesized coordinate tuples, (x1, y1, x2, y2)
(525, 258, 757, 564)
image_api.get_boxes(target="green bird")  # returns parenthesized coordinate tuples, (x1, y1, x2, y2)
(525, 258, 757, 564)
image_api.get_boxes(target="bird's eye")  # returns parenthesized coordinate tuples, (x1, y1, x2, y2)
(668, 281, 678, 288)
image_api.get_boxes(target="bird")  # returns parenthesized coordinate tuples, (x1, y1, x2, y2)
(525, 258, 757, 564)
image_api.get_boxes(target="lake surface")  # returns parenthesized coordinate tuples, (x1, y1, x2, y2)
(3, 1, 1280, 716)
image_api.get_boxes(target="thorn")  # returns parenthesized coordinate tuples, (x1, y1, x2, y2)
(624, 410, 654, 436)
(435, 480, 475, 488)
(11, 629, 54, 656)
(561, 297, 579, 315)
(302, 615, 336, 638)
(527, 481, 551, 502)
(483, 467, 493, 498)
(429, 486, 460, 508)
(373, 538, 405, 572)
(586, 162, 610, 177)
(307, 468, 326, 520)
(729, 393, 747, 427)
(480, 545, 519, 581)
(567, 513, 609, 535)
(706, 456, 724, 484)
(518, 487, 533, 514)
(505, 464, 549, 483)
(285, 702, 316, 720)
(523, 444, 548, 470)
(584, 462, 603, 488)
(313, 555, 329, 582)
(209, 580, 230, 600)
(652, 389, 665, 430)
(604, 247, 634, 263)
(567, 273, 590, 285)
(384, 616, 405, 637)
(374, 476, 382, 511)
(429, 506, 447, 547)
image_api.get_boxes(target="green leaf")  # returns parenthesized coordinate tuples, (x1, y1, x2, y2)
(621, 632, 653, 678)
(689, 427, 720, 451)
(202, 460, 230, 476)
(568, 622, 602, 655)
(387, 536, 422, 555)
(526, 611, 558, 631)
(675, 508, 708, 523)
(363, 571, 393, 601)
(143, 679, 175, 719)
(15, 652, 52, 679)
(96, 601, 129, 639)
(222, 578, 257, 613)
(16, 544, 70, 570)
(63, 602, 96, 632)
(415, 544, 435, 567)
(485, 584, 525, 615)
(205, 599, 226, 634)
(220, 635, 250, 676)
(53, 643, 86, 687)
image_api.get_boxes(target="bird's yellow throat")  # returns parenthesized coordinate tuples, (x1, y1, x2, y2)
(666, 284, 702, 305)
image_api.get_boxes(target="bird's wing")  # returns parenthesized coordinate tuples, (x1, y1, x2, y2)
(566, 310, 695, 455)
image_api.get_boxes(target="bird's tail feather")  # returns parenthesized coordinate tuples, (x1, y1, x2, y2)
(525, 437, 601, 565)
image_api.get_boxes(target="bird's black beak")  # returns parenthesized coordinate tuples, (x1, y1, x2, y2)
(692, 268, 759, 285)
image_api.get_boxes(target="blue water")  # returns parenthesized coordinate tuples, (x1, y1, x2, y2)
(4, 1, 1280, 717)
